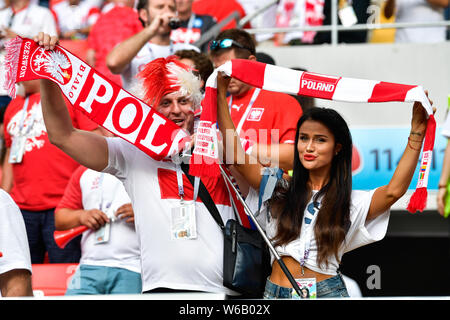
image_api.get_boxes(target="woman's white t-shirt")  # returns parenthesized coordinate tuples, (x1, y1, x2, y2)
(246, 187, 390, 275)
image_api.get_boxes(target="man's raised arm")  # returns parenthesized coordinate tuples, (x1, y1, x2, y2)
(36, 33, 109, 172)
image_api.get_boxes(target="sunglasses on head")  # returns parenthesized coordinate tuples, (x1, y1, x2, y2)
(209, 38, 254, 55)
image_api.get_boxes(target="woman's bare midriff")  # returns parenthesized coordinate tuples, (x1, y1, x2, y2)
(269, 256, 334, 287)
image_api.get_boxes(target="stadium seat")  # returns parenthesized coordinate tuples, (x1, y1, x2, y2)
(31, 263, 78, 297)
(58, 39, 89, 61)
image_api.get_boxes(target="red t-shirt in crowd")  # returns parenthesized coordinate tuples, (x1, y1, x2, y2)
(3, 93, 98, 211)
(227, 87, 302, 146)
(192, 0, 251, 30)
(87, 5, 143, 85)
(56, 165, 86, 211)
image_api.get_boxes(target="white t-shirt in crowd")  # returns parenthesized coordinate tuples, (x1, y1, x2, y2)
(52, 0, 100, 39)
(441, 110, 450, 138)
(0, 4, 57, 41)
(395, 0, 446, 43)
(0, 4, 55, 96)
(57, 167, 141, 274)
(246, 187, 390, 275)
(0, 190, 32, 277)
(103, 137, 236, 294)
(121, 41, 200, 91)
(236, 0, 277, 42)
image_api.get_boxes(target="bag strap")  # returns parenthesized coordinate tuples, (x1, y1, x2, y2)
(180, 162, 225, 230)
(258, 167, 283, 211)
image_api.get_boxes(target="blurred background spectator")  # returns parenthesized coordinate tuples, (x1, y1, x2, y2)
(192, 0, 250, 31)
(0, 0, 57, 44)
(56, 166, 142, 296)
(51, 0, 101, 40)
(236, 0, 277, 45)
(106, 0, 199, 91)
(274, 0, 325, 45)
(384, 0, 449, 43)
(314, 0, 371, 44)
(170, 0, 216, 52)
(0, 0, 58, 148)
(86, 0, 143, 86)
(446, 5, 450, 39)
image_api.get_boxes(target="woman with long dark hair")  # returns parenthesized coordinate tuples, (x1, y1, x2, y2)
(216, 73, 433, 298)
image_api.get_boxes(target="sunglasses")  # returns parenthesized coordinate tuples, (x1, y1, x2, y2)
(209, 39, 255, 55)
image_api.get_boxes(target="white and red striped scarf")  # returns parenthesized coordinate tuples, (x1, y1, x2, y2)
(191, 59, 436, 213)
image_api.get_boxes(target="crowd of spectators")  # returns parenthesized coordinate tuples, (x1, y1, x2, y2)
(0, 0, 448, 298)
(1, 0, 448, 49)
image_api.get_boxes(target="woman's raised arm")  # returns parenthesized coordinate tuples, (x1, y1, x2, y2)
(368, 96, 434, 220)
(216, 73, 263, 190)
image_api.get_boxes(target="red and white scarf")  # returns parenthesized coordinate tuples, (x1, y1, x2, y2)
(192, 59, 436, 213)
(3, 37, 191, 161)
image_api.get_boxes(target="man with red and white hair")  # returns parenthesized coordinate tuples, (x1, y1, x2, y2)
(37, 32, 239, 295)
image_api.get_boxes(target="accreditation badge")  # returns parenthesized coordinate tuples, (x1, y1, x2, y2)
(9, 135, 27, 164)
(170, 200, 197, 240)
(338, 4, 358, 27)
(95, 222, 111, 244)
(292, 278, 317, 299)
(94, 207, 114, 244)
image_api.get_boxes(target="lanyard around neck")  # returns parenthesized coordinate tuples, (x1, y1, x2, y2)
(183, 13, 196, 44)
(9, 5, 30, 28)
(176, 164, 199, 201)
(299, 197, 320, 274)
(18, 97, 32, 136)
(98, 172, 106, 210)
(186, 13, 196, 30)
(228, 88, 261, 135)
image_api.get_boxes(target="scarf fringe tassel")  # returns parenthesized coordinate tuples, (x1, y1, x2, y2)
(3, 37, 23, 98)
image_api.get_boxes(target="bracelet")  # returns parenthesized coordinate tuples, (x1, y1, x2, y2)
(408, 136, 423, 143)
(410, 131, 424, 137)
(407, 137, 422, 151)
(438, 184, 447, 189)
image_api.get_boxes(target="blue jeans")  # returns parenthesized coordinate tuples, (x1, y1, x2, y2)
(263, 274, 350, 299)
(21, 209, 81, 264)
(66, 265, 142, 295)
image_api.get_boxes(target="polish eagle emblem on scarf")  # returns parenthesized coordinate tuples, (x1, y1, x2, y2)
(30, 47, 72, 85)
